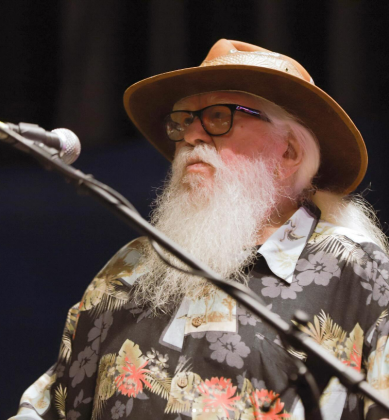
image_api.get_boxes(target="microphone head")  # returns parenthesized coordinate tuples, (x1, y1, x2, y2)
(52, 128, 81, 164)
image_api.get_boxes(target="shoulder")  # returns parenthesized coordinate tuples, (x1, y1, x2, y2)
(305, 220, 389, 305)
(308, 220, 388, 263)
(79, 237, 149, 313)
(97, 236, 148, 284)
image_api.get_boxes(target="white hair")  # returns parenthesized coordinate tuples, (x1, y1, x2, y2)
(245, 93, 388, 252)
(134, 145, 282, 312)
(311, 191, 389, 252)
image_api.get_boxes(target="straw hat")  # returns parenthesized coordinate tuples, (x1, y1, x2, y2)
(123, 39, 367, 194)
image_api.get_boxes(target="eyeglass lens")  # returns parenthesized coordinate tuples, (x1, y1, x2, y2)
(166, 105, 233, 141)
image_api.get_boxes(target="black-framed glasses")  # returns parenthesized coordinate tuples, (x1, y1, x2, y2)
(164, 103, 271, 142)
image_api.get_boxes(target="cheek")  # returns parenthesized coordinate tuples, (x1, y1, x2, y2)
(217, 138, 277, 163)
(219, 124, 278, 157)
(218, 147, 239, 165)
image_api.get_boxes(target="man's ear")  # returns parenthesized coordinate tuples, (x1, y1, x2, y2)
(279, 135, 303, 180)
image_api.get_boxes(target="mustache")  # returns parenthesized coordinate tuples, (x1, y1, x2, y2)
(174, 144, 224, 170)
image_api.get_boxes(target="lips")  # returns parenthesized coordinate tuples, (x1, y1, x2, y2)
(187, 160, 203, 166)
(185, 159, 213, 174)
(186, 157, 210, 167)
(187, 160, 210, 168)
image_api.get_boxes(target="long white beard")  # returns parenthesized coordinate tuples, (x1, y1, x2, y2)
(133, 144, 281, 313)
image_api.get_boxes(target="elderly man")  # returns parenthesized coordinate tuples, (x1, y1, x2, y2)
(12, 40, 389, 420)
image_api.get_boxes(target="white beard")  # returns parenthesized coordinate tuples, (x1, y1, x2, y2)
(133, 144, 282, 313)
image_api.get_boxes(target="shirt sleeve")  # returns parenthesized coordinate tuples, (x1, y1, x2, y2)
(9, 237, 146, 420)
(9, 302, 81, 420)
(353, 243, 389, 420)
(364, 311, 389, 419)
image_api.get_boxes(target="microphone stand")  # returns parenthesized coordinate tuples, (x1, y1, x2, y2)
(2, 122, 389, 419)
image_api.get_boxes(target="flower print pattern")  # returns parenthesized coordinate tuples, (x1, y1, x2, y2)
(207, 332, 250, 369)
(69, 346, 98, 387)
(194, 377, 240, 418)
(249, 389, 289, 419)
(111, 401, 125, 419)
(261, 277, 302, 300)
(372, 276, 389, 307)
(237, 373, 265, 392)
(88, 311, 113, 351)
(373, 250, 389, 264)
(115, 358, 151, 397)
(55, 363, 65, 379)
(237, 305, 263, 326)
(354, 260, 389, 306)
(74, 389, 84, 407)
(145, 348, 169, 380)
(67, 410, 81, 420)
(20, 205, 389, 420)
(296, 251, 340, 286)
(165, 371, 201, 414)
(365, 318, 389, 410)
(115, 357, 151, 397)
(114, 339, 151, 397)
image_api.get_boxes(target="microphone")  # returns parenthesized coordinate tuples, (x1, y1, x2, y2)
(5, 122, 81, 164)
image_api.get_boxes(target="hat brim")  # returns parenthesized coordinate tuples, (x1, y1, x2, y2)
(123, 65, 367, 194)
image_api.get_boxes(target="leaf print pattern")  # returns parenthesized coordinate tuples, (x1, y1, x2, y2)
(97, 239, 145, 282)
(114, 340, 151, 397)
(61, 335, 290, 419)
(59, 303, 80, 363)
(365, 332, 389, 412)
(79, 239, 146, 314)
(80, 277, 131, 315)
(309, 232, 366, 265)
(92, 354, 117, 420)
(16, 205, 389, 420)
(54, 384, 67, 419)
(273, 246, 299, 272)
(298, 310, 363, 371)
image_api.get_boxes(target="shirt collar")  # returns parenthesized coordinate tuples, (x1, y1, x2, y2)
(258, 201, 321, 284)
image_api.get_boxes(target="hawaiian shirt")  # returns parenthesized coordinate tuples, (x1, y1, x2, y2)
(10, 203, 389, 420)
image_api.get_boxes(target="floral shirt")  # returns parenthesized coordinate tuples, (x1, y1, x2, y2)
(11, 203, 389, 420)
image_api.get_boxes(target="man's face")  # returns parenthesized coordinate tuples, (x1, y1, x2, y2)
(173, 91, 288, 185)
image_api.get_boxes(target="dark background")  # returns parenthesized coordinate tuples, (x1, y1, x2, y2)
(1, 1, 389, 418)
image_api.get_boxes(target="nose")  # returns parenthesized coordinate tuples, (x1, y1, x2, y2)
(182, 116, 213, 146)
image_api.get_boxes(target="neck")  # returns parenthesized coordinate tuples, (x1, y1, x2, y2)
(256, 198, 299, 244)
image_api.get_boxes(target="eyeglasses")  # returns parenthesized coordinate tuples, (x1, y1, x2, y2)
(164, 103, 271, 142)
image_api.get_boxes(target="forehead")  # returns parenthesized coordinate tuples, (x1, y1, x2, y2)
(173, 91, 261, 110)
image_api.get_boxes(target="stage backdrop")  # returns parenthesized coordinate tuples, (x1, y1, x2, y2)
(1, 1, 389, 418)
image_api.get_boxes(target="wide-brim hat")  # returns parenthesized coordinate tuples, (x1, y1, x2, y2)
(123, 39, 367, 194)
